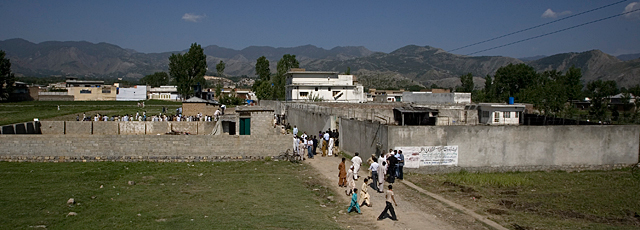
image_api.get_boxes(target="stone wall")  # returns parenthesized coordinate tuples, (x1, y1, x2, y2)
(0, 134, 292, 162)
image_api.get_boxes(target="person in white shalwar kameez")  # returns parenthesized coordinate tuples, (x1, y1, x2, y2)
(346, 166, 356, 196)
(378, 161, 387, 193)
(328, 137, 335, 156)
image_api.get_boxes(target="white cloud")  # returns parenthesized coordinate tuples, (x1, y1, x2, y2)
(541, 8, 572, 19)
(623, 2, 640, 20)
(182, 13, 206, 22)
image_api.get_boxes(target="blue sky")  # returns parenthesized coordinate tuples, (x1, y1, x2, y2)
(0, 0, 639, 58)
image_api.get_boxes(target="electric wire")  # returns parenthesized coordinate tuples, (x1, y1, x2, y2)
(466, 8, 640, 56)
(447, 0, 629, 53)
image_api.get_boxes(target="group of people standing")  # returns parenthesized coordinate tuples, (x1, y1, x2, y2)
(338, 151, 401, 221)
(291, 126, 340, 160)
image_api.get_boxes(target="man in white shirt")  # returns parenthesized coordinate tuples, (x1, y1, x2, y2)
(292, 126, 298, 137)
(351, 152, 362, 180)
(369, 160, 379, 191)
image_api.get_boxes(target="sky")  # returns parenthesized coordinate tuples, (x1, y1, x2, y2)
(0, 0, 639, 58)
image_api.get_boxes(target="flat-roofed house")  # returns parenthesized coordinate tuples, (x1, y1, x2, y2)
(285, 69, 366, 103)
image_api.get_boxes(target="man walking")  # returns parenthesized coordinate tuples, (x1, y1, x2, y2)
(360, 178, 371, 207)
(351, 152, 362, 180)
(312, 135, 318, 156)
(322, 131, 330, 157)
(377, 185, 398, 221)
(292, 125, 298, 137)
(338, 158, 347, 187)
(369, 159, 379, 191)
(347, 188, 361, 214)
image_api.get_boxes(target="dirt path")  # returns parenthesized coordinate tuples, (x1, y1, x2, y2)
(305, 155, 492, 230)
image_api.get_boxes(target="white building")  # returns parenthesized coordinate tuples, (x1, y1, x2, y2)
(148, 86, 180, 101)
(285, 69, 366, 103)
(477, 103, 526, 125)
(116, 85, 147, 101)
(402, 92, 471, 104)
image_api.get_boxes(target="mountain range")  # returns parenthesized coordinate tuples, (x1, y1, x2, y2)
(1, 38, 639, 89)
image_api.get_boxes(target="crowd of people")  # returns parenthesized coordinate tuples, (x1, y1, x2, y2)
(338, 149, 404, 221)
(75, 106, 226, 122)
(290, 126, 340, 161)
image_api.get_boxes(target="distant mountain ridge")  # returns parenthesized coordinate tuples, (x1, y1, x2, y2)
(1, 38, 640, 89)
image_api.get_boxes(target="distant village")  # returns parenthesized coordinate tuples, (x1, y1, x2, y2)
(7, 67, 633, 128)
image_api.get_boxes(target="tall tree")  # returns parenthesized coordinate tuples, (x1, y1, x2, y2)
(458, 73, 474, 92)
(586, 80, 619, 122)
(273, 54, 299, 100)
(169, 43, 207, 99)
(216, 61, 226, 77)
(0, 50, 16, 101)
(492, 63, 540, 103)
(253, 56, 272, 100)
(140, 72, 170, 87)
(215, 61, 225, 98)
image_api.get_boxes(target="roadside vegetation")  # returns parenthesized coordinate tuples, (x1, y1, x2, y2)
(0, 161, 341, 230)
(407, 169, 640, 229)
(0, 100, 182, 126)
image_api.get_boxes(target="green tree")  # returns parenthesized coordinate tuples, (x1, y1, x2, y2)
(457, 73, 474, 92)
(586, 80, 619, 122)
(345, 67, 351, 75)
(168, 43, 207, 99)
(492, 63, 540, 103)
(273, 54, 299, 100)
(252, 56, 272, 100)
(0, 50, 16, 101)
(215, 61, 225, 98)
(140, 72, 170, 87)
(216, 61, 225, 77)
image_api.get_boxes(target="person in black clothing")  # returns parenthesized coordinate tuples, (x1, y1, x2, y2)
(387, 150, 398, 183)
(312, 135, 318, 156)
(333, 129, 339, 147)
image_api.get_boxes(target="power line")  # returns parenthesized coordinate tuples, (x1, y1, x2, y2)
(447, 0, 629, 53)
(466, 8, 640, 56)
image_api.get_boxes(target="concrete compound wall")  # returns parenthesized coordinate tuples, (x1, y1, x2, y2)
(286, 106, 333, 136)
(34, 121, 218, 135)
(387, 125, 639, 172)
(339, 118, 389, 162)
(0, 134, 292, 162)
(1, 121, 41, 135)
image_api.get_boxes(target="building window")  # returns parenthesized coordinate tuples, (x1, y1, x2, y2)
(515, 112, 519, 118)
(328, 87, 331, 91)
(80, 89, 91, 94)
(503, 111, 511, 118)
(494, 112, 500, 122)
(315, 87, 318, 91)
(482, 111, 490, 118)
(102, 89, 111, 94)
(300, 92, 308, 97)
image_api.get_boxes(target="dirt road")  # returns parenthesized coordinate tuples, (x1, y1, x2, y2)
(305, 155, 491, 230)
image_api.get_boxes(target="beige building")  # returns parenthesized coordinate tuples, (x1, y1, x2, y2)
(68, 85, 117, 101)
(182, 97, 220, 117)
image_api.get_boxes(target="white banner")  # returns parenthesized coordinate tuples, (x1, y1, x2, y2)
(395, 146, 458, 168)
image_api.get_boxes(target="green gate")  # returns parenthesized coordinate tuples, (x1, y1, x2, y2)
(239, 118, 251, 135)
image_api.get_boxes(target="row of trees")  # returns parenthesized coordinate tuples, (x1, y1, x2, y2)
(0, 50, 16, 101)
(252, 54, 299, 100)
(459, 63, 640, 123)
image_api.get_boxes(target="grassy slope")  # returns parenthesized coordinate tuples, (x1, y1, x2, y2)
(0, 161, 341, 230)
(407, 169, 640, 229)
(0, 100, 182, 126)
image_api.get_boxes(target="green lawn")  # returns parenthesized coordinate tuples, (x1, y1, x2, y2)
(0, 161, 341, 230)
(407, 169, 640, 229)
(0, 100, 182, 126)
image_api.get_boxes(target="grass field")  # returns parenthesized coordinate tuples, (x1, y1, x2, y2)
(407, 169, 640, 229)
(0, 161, 342, 230)
(0, 100, 182, 126)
